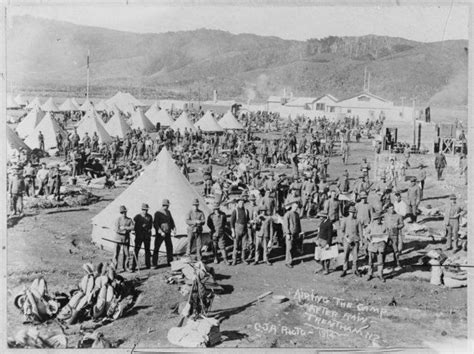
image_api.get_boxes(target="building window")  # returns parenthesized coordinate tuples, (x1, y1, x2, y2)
(329, 106, 335, 113)
(347, 109, 352, 113)
(358, 96, 370, 102)
(316, 103, 325, 111)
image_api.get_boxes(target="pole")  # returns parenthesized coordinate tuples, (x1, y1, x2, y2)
(401, 97, 405, 118)
(412, 98, 416, 148)
(86, 49, 90, 99)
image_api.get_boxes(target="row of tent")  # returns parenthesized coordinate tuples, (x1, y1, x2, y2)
(8, 106, 244, 157)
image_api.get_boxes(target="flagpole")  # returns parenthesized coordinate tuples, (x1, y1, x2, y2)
(86, 50, 90, 100)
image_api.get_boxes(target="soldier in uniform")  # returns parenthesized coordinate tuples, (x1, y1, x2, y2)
(365, 212, 388, 282)
(324, 190, 341, 223)
(301, 175, 316, 218)
(360, 157, 371, 177)
(339, 206, 361, 277)
(406, 177, 421, 222)
(132, 203, 153, 271)
(315, 211, 333, 275)
(207, 203, 229, 264)
(185, 199, 206, 261)
(230, 196, 251, 265)
(418, 164, 427, 200)
(253, 206, 274, 266)
(9, 166, 25, 216)
(283, 200, 302, 268)
(434, 152, 447, 181)
(384, 203, 404, 270)
(114, 205, 134, 272)
(444, 194, 464, 252)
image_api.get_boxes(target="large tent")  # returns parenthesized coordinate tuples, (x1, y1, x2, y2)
(106, 91, 144, 115)
(24, 112, 68, 150)
(130, 108, 155, 131)
(80, 99, 94, 112)
(105, 111, 132, 139)
(59, 98, 80, 112)
(145, 102, 160, 117)
(26, 97, 42, 110)
(7, 125, 31, 159)
(171, 111, 197, 133)
(16, 107, 46, 139)
(14, 94, 28, 107)
(219, 111, 244, 130)
(195, 111, 224, 133)
(40, 97, 60, 112)
(91, 148, 211, 254)
(76, 109, 113, 144)
(71, 98, 80, 108)
(7, 95, 20, 109)
(146, 107, 174, 127)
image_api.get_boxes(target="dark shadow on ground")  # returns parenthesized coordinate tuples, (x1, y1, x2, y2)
(220, 330, 248, 343)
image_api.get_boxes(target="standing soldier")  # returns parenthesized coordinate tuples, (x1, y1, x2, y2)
(247, 194, 260, 248)
(153, 199, 176, 268)
(434, 152, 447, 180)
(314, 211, 333, 275)
(9, 166, 25, 216)
(354, 174, 371, 201)
(418, 164, 427, 200)
(365, 212, 388, 282)
(324, 190, 341, 224)
(283, 200, 302, 269)
(341, 140, 350, 165)
(203, 160, 213, 197)
(114, 205, 134, 272)
(56, 131, 63, 153)
(444, 194, 464, 252)
(230, 197, 251, 265)
(384, 203, 404, 270)
(23, 161, 36, 197)
(185, 198, 206, 261)
(321, 152, 329, 178)
(38, 131, 45, 151)
(132, 203, 153, 271)
(355, 191, 372, 252)
(207, 203, 229, 264)
(406, 177, 421, 222)
(339, 206, 361, 277)
(360, 157, 371, 177)
(253, 206, 274, 266)
(301, 175, 316, 218)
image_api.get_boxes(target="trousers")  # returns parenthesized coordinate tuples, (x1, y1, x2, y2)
(132, 235, 151, 270)
(343, 240, 359, 271)
(446, 219, 460, 249)
(233, 224, 250, 262)
(153, 233, 173, 266)
(285, 232, 299, 265)
(186, 230, 202, 260)
(255, 236, 269, 262)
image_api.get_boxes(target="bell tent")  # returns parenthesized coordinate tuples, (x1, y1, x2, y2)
(171, 111, 197, 133)
(76, 109, 113, 144)
(40, 97, 60, 112)
(130, 108, 155, 131)
(219, 111, 244, 130)
(24, 112, 68, 150)
(105, 112, 132, 139)
(195, 111, 224, 133)
(16, 107, 46, 139)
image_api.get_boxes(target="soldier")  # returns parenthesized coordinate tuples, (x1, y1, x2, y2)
(38, 131, 45, 151)
(185, 198, 206, 261)
(384, 203, 404, 270)
(324, 190, 341, 223)
(365, 212, 388, 282)
(289, 176, 303, 200)
(23, 161, 36, 197)
(301, 175, 316, 218)
(418, 164, 427, 200)
(132, 203, 153, 271)
(114, 205, 134, 272)
(355, 191, 371, 251)
(434, 152, 447, 180)
(406, 177, 421, 222)
(9, 166, 25, 216)
(203, 160, 213, 197)
(341, 140, 350, 165)
(230, 196, 251, 265)
(339, 206, 361, 277)
(315, 211, 333, 275)
(360, 157, 371, 177)
(247, 194, 260, 247)
(207, 203, 229, 265)
(283, 200, 302, 268)
(444, 194, 464, 252)
(36, 162, 49, 196)
(253, 206, 274, 266)
(337, 170, 350, 194)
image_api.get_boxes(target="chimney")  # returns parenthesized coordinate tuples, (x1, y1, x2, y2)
(213, 90, 217, 103)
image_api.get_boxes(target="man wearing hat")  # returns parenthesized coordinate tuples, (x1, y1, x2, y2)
(315, 211, 333, 275)
(8, 165, 25, 216)
(324, 190, 341, 223)
(341, 140, 350, 165)
(417, 164, 427, 199)
(185, 199, 206, 261)
(131, 203, 153, 271)
(384, 203, 404, 270)
(38, 131, 44, 151)
(207, 203, 229, 265)
(23, 161, 36, 197)
(434, 151, 447, 181)
(253, 205, 274, 266)
(114, 206, 135, 272)
(406, 177, 421, 222)
(247, 194, 260, 247)
(360, 157, 371, 177)
(355, 191, 371, 251)
(354, 174, 371, 201)
(230, 196, 251, 265)
(36, 162, 49, 196)
(339, 205, 362, 277)
(301, 175, 316, 218)
(337, 170, 351, 195)
(283, 199, 302, 268)
(444, 194, 464, 251)
(365, 211, 389, 282)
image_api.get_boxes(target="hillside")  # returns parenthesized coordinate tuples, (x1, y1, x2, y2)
(7, 15, 468, 106)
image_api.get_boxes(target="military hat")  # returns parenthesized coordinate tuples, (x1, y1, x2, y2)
(380, 174, 386, 180)
(249, 194, 257, 201)
(348, 205, 356, 213)
(192, 198, 200, 205)
(258, 205, 267, 212)
(162, 199, 170, 206)
(119, 205, 127, 213)
(411, 177, 417, 182)
(343, 170, 349, 177)
(450, 194, 457, 200)
(317, 211, 328, 218)
(386, 203, 394, 209)
(213, 202, 220, 209)
(141, 203, 149, 210)
(285, 198, 300, 208)
(373, 211, 383, 219)
(359, 191, 368, 198)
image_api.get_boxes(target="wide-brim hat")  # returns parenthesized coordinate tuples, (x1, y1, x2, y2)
(373, 212, 383, 220)
(162, 199, 170, 206)
(141, 203, 149, 210)
(411, 177, 417, 182)
(119, 205, 127, 213)
(192, 198, 200, 205)
(449, 194, 457, 200)
(285, 198, 300, 208)
(213, 202, 220, 209)
(249, 194, 257, 201)
(359, 191, 368, 197)
(317, 211, 328, 218)
(348, 206, 356, 213)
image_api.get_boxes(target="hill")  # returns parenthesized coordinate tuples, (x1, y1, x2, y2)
(7, 15, 468, 106)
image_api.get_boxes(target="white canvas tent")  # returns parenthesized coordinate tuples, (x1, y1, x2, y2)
(130, 108, 155, 131)
(40, 97, 60, 112)
(95, 100, 109, 112)
(145, 102, 160, 117)
(71, 98, 80, 108)
(24, 112, 67, 150)
(7, 125, 31, 159)
(171, 111, 197, 133)
(106, 91, 143, 115)
(219, 111, 244, 130)
(146, 108, 174, 127)
(76, 109, 113, 144)
(14, 94, 28, 107)
(91, 148, 211, 254)
(26, 97, 42, 110)
(59, 98, 80, 112)
(105, 112, 132, 139)
(80, 99, 94, 112)
(16, 107, 46, 139)
(195, 111, 224, 133)
(7, 95, 21, 109)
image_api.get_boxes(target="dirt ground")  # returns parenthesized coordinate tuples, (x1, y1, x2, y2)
(6, 136, 468, 349)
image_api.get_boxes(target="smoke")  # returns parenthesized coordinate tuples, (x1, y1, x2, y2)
(429, 71, 467, 107)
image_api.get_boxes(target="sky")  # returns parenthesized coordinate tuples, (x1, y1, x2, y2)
(8, 4, 469, 43)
